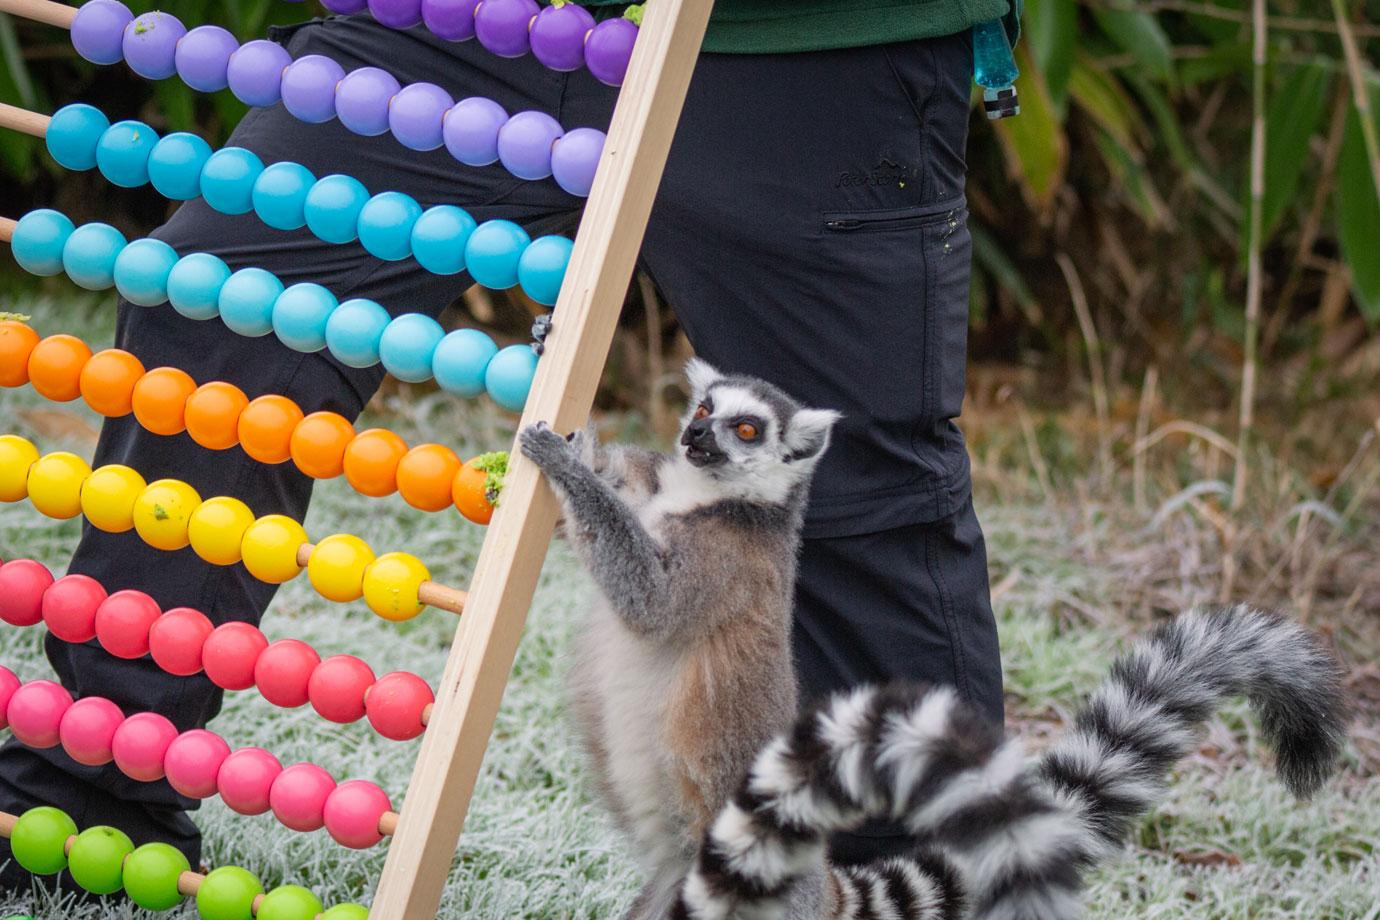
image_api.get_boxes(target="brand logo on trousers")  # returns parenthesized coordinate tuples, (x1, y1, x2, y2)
(835, 156, 918, 189)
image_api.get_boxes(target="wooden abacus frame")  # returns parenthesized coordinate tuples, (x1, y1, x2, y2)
(0, 0, 715, 916)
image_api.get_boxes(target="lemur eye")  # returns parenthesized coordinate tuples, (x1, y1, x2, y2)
(735, 422, 759, 441)
(693, 405, 710, 420)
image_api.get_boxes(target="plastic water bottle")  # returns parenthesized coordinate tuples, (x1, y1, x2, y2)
(972, 18, 1020, 119)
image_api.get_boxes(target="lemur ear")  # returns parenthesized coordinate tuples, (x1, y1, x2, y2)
(784, 408, 842, 462)
(684, 357, 724, 398)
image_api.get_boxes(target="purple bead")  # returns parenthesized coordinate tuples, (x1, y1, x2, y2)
(71, 0, 134, 66)
(443, 97, 508, 167)
(497, 111, 562, 181)
(389, 83, 455, 152)
(367, 0, 423, 29)
(227, 40, 293, 107)
(585, 17, 637, 86)
(335, 67, 401, 137)
(421, 0, 479, 41)
(281, 55, 347, 124)
(551, 127, 604, 197)
(530, 3, 594, 72)
(122, 11, 187, 80)
(322, 0, 369, 11)
(175, 25, 239, 92)
(473, 0, 539, 58)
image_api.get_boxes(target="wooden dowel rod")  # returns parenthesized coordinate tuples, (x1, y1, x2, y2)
(0, 0, 77, 29)
(0, 217, 15, 243)
(292, 543, 467, 615)
(0, 101, 50, 139)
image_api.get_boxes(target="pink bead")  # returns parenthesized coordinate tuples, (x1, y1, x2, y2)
(253, 639, 321, 709)
(149, 607, 215, 677)
(164, 729, 231, 799)
(7, 680, 73, 749)
(42, 573, 108, 643)
(323, 779, 391, 849)
(217, 747, 282, 815)
(202, 622, 269, 690)
(94, 590, 162, 659)
(365, 671, 433, 740)
(269, 762, 336, 832)
(307, 655, 375, 723)
(58, 695, 124, 766)
(111, 712, 179, 781)
(0, 667, 21, 730)
(0, 559, 55, 627)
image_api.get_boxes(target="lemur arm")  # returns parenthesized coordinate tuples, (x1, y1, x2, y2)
(520, 423, 680, 637)
(571, 425, 665, 502)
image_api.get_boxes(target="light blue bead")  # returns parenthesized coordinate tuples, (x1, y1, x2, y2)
(485, 344, 539, 412)
(200, 147, 265, 215)
(61, 222, 127, 290)
(11, 209, 76, 277)
(112, 238, 179, 306)
(432, 329, 498, 398)
(218, 267, 283, 337)
(357, 192, 423, 262)
(147, 132, 213, 201)
(167, 252, 232, 320)
(304, 174, 371, 245)
(410, 205, 477, 276)
(272, 282, 337, 353)
(95, 120, 159, 188)
(464, 220, 529, 290)
(516, 234, 573, 306)
(378, 313, 444, 383)
(45, 104, 110, 171)
(325, 298, 390, 368)
(252, 161, 316, 231)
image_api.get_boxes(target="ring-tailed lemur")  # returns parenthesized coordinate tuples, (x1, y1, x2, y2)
(518, 360, 1348, 920)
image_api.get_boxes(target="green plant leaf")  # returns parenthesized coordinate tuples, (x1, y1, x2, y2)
(1336, 94, 1380, 325)
(1093, 129, 1170, 227)
(1022, 0, 1077, 113)
(991, 43, 1068, 211)
(1248, 61, 1331, 249)
(1068, 53, 1141, 150)
(971, 221, 1041, 326)
(1091, 7, 1175, 85)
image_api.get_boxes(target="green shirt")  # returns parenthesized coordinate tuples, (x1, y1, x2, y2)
(584, 0, 1016, 54)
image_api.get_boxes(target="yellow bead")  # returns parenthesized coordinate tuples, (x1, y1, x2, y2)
(132, 479, 203, 551)
(307, 533, 376, 603)
(0, 434, 40, 503)
(240, 515, 308, 585)
(80, 465, 147, 533)
(361, 552, 430, 622)
(188, 496, 256, 566)
(27, 451, 93, 520)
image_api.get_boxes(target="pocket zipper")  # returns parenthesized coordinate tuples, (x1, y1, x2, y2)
(823, 199, 965, 233)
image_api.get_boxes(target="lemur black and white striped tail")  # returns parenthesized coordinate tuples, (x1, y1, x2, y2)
(673, 606, 1347, 920)
(1039, 605, 1348, 855)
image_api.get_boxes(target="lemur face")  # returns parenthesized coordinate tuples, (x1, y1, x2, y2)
(679, 359, 841, 494)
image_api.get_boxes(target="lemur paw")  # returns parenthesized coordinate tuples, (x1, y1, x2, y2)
(519, 422, 574, 472)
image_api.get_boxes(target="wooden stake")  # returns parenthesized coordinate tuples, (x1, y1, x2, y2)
(370, 1, 714, 916)
(0, 0, 77, 29)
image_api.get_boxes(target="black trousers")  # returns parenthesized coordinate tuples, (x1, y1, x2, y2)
(0, 15, 1002, 881)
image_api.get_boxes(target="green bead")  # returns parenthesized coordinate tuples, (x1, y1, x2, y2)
(67, 825, 134, 895)
(123, 842, 191, 911)
(10, 806, 77, 875)
(195, 865, 263, 920)
(259, 884, 324, 920)
(320, 906, 369, 920)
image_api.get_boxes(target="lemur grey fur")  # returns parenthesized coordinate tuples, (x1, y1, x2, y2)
(518, 361, 1348, 920)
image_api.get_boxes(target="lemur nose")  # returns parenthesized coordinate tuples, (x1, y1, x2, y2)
(683, 419, 712, 445)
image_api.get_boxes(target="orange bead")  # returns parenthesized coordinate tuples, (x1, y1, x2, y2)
(0, 321, 41, 388)
(341, 429, 409, 498)
(237, 395, 304, 465)
(27, 334, 93, 402)
(130, 366, 198, 436)
(185, 382, 250, 451)
(289, 412, 356, 479)
(395, 444, 462, 512)
(79, 349, 146, 417)
(452, 459, 495, 525)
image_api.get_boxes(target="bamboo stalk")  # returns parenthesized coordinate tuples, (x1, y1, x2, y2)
(1330, 0, 1380, 199)
(0, 0, 77, 29)
(1055, 252, 1112, 489)
(0, 100, 50, 137)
